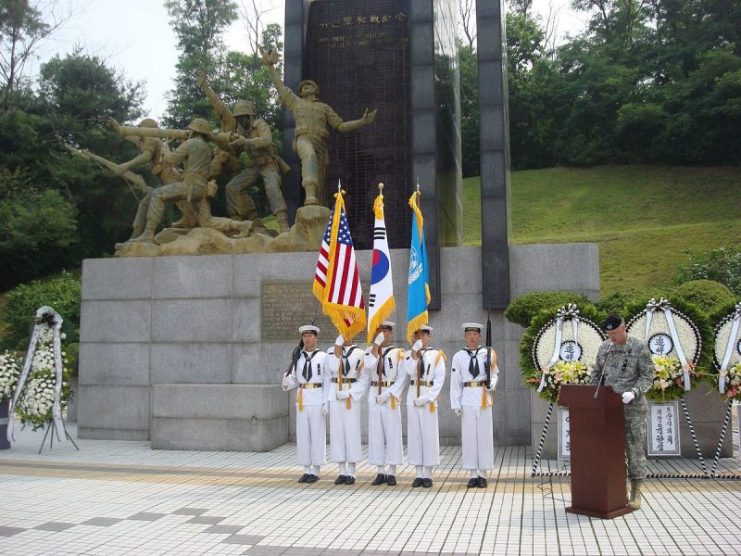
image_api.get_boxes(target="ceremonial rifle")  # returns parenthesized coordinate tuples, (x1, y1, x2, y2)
(485, 315, 492, 389)
(284, 338, 304, 378)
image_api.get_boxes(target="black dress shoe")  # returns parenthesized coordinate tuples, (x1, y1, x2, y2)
(306, 474, 319, 483)
(334, 475, 347, 485)
(467, 477, 479, 488)
(386, 475, 397, 486)
(345, 476, 356, 485)
(422, 478, 433, 488)
(412, 477, 424, 488)
(477, 477, 488, 488)
(371, 473, 387, 485)
(298, 474, 309, 483)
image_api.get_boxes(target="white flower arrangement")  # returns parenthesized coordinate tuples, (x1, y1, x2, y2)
(0, 351, 22, 402)
(14, 327, 73, 430)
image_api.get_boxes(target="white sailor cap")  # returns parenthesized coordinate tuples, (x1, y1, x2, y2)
(416, 324, 433, 333)
(298, 325, 320, 335)
(462, 322, 484, 332)
(380, 321, 396, 329)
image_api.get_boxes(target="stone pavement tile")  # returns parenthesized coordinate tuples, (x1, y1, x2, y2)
(127, 512, 167, 521)
(33, 521, 77, 531)
(0, 525, 26, 537)
(82, 517, 124, 527)
(222, 534, 266, 544)
(189, 515, 226, 524)
(174, 507, 210, 516)
(243, 546, 287, 555)
(207, 524, 244, 535)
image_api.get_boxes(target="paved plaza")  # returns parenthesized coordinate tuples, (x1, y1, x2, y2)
(1, 421, 739, 556)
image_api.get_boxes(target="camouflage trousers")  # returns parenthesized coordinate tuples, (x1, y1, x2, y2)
(624, 399, 648, 480)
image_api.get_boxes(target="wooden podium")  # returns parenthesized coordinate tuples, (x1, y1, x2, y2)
(559, 384, 633, 518)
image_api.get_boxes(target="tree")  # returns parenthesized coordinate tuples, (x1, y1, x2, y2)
(0, 0, 65, 111)
(163, 0, 239, 128)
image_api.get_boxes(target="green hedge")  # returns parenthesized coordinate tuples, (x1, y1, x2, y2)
(504, 291, 591, 328)
(1, 271, 81, 351)
(672, 280, 736, 317)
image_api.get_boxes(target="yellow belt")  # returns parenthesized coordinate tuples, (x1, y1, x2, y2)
(463, 381, 487, 387)
(300, 383, 322, 389)
(331, 377, 357, 383)
(371, 381, 395, 387)
(410, 380, 433, 387)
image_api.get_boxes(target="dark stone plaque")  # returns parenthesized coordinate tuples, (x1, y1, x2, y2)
(261, 281, 335, 341)
(305, 0, 412, 250)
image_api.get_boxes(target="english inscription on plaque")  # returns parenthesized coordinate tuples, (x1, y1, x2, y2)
(262, 282, 334, 341)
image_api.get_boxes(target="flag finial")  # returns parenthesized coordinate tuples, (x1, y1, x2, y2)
(337, 179, 342, 193)
(378, 182, 384, 192)
(415, 177, 420, 194)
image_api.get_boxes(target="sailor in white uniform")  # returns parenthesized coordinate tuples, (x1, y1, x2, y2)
(390, 324, 446, 488)
(450, 322, 499, 488)
(362, 321, 406, 486)
(325, 333, 365, 485)
(282, 324, 328, 483)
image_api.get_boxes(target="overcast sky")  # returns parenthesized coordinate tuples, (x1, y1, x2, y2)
(31, 0, 587, 122)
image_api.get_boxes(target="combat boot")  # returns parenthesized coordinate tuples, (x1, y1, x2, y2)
(628, 479, 642, 510)
(274, 210, 290, 233)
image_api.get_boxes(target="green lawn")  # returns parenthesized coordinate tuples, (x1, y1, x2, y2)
(463, 166, 741, 295)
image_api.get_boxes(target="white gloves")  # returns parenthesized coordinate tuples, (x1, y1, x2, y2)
(335, 334, 345, 347)
(414, 397, 427, 407)
(336, 390, 350, 400)
(622, 391, 636, 404)
(376, 391, 392, 404)
(374, 332, 385, 346)
(412, 339, 423, 352)
(320, 403, 328, 416)
(453, 408, 462, 416)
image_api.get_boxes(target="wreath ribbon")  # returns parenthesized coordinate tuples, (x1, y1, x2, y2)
(6, 307, 65, 443)
(718, 303, 741, 392)
(538, 304, 580, 393)
(645, 298, 691, 391)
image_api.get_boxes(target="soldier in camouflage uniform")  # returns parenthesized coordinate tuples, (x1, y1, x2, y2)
(591, 314, 654, 510)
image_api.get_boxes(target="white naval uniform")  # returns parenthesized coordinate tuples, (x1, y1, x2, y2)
(325, 345, 365, 464)
(390, 347, 446, 466)
(282, 349, 329, 467)
(361, 346, 406, 466)
(450, 347, 499, 472)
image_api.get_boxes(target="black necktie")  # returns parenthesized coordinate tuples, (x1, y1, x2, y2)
(342, 352, 351, 376)
(302, 351, 312, 381)
(467, 349, 480, 378)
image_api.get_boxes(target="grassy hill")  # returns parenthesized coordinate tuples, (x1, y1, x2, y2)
(462, 165, 740, 295)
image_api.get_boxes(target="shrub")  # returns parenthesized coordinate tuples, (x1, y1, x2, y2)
(672, 280, 737, 316)
(1, 272, 81, 351)
(596, 287, 672, 318)
(673, 246, 741, 296)
(504, 291, 591, 328)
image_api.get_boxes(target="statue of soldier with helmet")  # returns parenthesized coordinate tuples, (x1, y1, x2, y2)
(197, 73, 292, 234)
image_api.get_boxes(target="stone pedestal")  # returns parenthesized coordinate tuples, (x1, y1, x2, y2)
(78, 242, 600, 451)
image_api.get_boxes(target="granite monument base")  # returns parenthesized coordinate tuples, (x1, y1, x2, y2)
(78, 243, 600, 451)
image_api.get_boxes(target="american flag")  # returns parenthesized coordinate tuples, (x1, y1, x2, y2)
(312, 190, 366, 339)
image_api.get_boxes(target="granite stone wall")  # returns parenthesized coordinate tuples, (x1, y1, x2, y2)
(78, 243, 600, 451)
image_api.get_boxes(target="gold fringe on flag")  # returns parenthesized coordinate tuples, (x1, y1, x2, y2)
(429, 400, 435, 413)
(297, 387, 304, 412)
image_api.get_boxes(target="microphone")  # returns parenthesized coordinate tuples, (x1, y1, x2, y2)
(593, 343, 613, 399)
